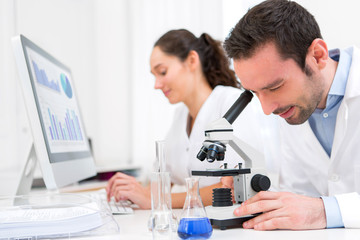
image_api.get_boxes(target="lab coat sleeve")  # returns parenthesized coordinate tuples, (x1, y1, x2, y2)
(335, 192, 360, 228)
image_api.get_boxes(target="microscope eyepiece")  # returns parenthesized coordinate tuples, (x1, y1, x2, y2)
(223, 90, 253, 124)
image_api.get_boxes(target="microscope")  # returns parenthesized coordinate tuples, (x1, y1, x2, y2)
(192, 90, 271, 230)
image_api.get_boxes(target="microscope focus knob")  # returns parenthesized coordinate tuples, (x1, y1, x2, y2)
(251, 174, 271, 192)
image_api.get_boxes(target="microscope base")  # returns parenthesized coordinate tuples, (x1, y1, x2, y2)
(210, 216, 254, 230)
(205, 205, 256, 230)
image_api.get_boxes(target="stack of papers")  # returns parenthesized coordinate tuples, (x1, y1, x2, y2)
(0, 202, 103, 239)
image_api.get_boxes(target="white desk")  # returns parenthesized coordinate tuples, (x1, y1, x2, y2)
(76, 208, 360, 240)
(18, 184, 360, 240)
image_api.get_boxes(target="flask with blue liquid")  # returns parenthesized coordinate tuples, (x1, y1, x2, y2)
(178, 177, 212, 239)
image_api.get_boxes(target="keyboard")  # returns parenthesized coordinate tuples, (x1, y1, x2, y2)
(86, 189, 134, 215)
(106, 198, 134, 215)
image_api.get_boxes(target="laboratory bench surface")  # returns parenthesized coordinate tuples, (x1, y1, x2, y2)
(76, 208, 360, 240)
(12, 183, 359, 240)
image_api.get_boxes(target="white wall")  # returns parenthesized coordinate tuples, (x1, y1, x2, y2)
(0, 0, 20, 194)
(297, 0, 360, 49)
(93, 0, 132, 167)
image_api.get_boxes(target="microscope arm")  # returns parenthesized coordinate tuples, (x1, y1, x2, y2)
(199, 117, 259, 168)
(229, 137, 265, 169)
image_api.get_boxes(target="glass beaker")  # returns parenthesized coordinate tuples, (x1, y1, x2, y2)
(155, 140, 166, 172)
(178, 177, 212, 239)
(148, 171, 177, 239)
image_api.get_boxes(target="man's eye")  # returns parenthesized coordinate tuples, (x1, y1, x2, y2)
(160, 71, 166, 76)
(269, 85, 281, 92)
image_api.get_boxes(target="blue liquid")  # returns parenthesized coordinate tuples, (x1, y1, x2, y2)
(177, 217, 213, 239)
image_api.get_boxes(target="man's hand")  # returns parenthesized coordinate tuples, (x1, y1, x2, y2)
(235, 191, 326, 230)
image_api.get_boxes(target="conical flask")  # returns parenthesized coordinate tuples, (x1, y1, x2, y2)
(177, 177, 212, 239)
(148, 141, 178, 239)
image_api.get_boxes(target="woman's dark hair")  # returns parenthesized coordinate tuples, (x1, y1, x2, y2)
(223, 0, 322, 71)
(154, 29, 239, 89)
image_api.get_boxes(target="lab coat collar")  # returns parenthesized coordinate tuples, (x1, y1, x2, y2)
(331, 46, 360, 161)
(343, 46, 360, 100)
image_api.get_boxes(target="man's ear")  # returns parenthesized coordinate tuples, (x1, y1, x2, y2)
(307, 38, 328, 70)
(185, 50, 201, 71)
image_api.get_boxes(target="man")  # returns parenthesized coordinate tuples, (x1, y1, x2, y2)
(222, 0, 360, 230)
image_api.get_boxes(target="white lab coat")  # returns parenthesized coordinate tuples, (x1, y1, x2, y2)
(164, 85, 264, 189)
(278, 46, 360, 228)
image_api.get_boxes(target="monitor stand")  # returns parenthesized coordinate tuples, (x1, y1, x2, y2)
(16, 143, 37, 196)
(13, 143, 38, 205)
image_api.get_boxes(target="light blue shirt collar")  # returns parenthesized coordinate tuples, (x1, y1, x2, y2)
(309, 48, 352, 157)
(327, 48, 351, 99)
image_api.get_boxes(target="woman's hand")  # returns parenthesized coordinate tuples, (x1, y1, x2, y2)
(221, 176, 234, 188)
(106, 172, 151, 209)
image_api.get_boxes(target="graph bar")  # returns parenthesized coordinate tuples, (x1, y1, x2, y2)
(62, 127, 67, 141)
(59, 122, 64, 140)
(52, 115, 59, 140)
(55, 116, 61, 140)
(49, 127, 54, 140)
(71, 119, 77, 140)
(65, 116, 73, 140)
(72, 110, 82, 141)
(75, 114, 83, 140)
(48, 109, 56, 140)
(47, 108, 83, 142)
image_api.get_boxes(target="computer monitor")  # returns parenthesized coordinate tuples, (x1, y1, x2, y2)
(12, 34, 96, 195)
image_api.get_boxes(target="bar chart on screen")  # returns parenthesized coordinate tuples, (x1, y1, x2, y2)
(47, 108, 83, 141)
(39, 96, 88, 153)
(27, 48, 89, 154)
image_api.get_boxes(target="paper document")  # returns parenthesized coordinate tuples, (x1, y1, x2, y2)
(0, 202, 103, 238)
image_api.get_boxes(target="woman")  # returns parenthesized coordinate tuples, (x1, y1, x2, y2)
(106, 29, 263, 209)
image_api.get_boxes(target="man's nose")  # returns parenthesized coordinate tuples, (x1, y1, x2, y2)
(258, 94, 277, 115)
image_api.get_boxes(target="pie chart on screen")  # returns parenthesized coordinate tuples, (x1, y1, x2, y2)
(60, 73, 73, 98)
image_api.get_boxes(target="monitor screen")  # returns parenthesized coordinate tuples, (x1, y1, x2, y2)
(24, 40, 90, 162)
(12, 35, 96, 194)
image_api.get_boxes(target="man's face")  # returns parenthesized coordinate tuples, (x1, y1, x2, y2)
(234, 42, 324, 125)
